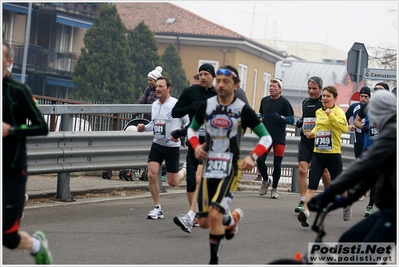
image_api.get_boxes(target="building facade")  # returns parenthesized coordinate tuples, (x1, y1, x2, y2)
(3, 2, 285, 111)
(2, 2, 99, 98)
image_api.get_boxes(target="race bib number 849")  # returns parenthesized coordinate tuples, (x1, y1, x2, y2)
(315, 130, 332, 150)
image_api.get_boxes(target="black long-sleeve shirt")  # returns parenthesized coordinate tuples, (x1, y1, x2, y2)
(172, 84, 216, 122)
(3, 76, 48, 173)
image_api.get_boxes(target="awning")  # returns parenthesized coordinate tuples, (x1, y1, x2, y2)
(12, 73, 28, 83)
(45, 77, 74, 88)
(56, 13, 92, 29)
(2, 3, 38, 16)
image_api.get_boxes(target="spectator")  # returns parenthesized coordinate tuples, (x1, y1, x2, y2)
(191, 74, 200, 85)
(137, 66, 163, 121)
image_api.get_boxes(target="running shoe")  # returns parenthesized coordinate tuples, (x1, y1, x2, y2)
(294, 201, 305, 213)
(364, 205, 373, 217)
(147, 206, 164, 220)
(31, 230, 52, 264)
(21, 194, 29, 220)
(192, 216, 199, 227)
(343, 206, 352, 221)
(181, 162, 187, 171)
(271, 189, 279, 199)
(259, 178, 271, 196)
(297, 210, 309, 227)
(173, 214, 192, 233)
(225, 208, 243, 240)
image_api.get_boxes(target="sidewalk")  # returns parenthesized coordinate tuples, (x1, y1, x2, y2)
(26, 172, 265, 199)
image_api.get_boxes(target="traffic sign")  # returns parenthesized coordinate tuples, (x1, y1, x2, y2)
(363, 68, 397, 81)
(347, 42, 369, 82)
(350, 91, 360, 103)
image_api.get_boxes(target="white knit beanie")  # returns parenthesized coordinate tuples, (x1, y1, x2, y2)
(148, 66, 163, 80)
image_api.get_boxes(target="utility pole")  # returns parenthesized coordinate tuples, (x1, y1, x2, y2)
(250, 3, 256, 39)
(21, 2, 32, 83)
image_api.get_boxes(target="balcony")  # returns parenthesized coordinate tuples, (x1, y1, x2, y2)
(11, 42, 80, 75)
(35, 2, 101, 18)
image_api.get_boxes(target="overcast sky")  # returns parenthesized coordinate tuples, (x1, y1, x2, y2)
(170, 1, 398, 55)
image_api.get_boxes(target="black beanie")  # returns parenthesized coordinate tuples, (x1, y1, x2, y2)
(375, 82, 389, 91)
(198, 63, 216, 77)
(359, 86, 371, 97)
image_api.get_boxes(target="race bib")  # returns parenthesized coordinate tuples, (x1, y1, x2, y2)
(315, 131, 332, 150)
(302, 117, 316, 133)
(369, 126, 379, 140)
(198, 124, 206, 137)
(203, 152, 233, 179)
(153, 119, 166, 139)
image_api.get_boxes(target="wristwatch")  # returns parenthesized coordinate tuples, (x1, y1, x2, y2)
(251, 153, 258, 161)
(9, 126, 15, 135)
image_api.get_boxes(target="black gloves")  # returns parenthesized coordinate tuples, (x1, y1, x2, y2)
(270, 112, 282, 121)
(361, 125, 369, 133)
(307, 187, 348, 212)
(171, 127, 187, 139)
(296, 119, 303, 128)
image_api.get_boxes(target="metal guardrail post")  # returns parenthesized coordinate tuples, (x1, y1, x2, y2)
(56, 172, 74, 201)
(349, 132, 354, 144)
(294, 126, 301, 136)
(290, 168, 299, 193)
(158, 166, 165, 193)
(60, 114, 73, 131)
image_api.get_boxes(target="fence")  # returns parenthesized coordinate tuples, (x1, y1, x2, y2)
(27, 129, 355, 201)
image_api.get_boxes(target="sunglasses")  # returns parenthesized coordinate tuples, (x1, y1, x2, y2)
(374, 87, 384, 91)
(217, 69, 238, 78)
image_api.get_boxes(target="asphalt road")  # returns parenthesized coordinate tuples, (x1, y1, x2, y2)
(3, 189, 369, 265)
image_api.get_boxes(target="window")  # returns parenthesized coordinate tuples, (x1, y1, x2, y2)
(263, 72, 271, 97)
(238, 64, 248, 91)
(198, 60, 219, 86)
(252, 68, 258, 108)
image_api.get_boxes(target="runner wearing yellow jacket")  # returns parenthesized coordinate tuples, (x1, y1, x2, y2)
(297, 86, 350, 227)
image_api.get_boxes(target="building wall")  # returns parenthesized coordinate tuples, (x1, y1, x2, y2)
(11, 13, 27, 43)
(72, 28, 86, 53)
(256, 39, 347, 62)
(158, 43, 276, 110)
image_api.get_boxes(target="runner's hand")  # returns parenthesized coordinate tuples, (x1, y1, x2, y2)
(241, 155, 255, 170)
(194, 143, 207, 160)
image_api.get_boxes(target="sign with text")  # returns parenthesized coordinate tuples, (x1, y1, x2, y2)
(363, 68, 397, 81)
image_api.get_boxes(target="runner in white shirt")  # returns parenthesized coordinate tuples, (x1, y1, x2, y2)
(137, 76, 189, 219)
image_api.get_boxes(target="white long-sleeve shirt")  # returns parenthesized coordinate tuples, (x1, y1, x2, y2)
(145, 96, 189, 147)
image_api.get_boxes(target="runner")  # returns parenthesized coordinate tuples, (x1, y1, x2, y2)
(297, 86, 349, 227)
(187, 65, 272, 264)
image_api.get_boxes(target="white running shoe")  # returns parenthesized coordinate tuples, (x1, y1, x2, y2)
(147, 206, 164, 220)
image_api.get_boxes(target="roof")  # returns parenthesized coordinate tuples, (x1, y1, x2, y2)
(275, 60, 348, 91)
(275, 60, 354, 116)
(115, 2, 243, 39)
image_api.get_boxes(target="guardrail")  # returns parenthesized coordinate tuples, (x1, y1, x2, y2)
(27, 131, 355, 201)
(38, 104, 152, 131)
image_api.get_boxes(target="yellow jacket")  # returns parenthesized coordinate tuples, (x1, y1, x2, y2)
(311, 106, 348, 154)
